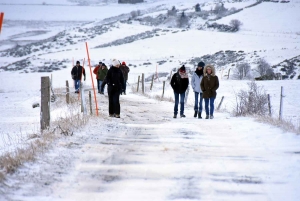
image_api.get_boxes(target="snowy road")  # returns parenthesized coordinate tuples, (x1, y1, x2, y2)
(1, 93, 300, 201)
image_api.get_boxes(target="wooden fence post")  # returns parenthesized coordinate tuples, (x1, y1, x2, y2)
(142, 73, 145, 94)
(41, 76, 50, 130)
(227, 68, 231, 80)
(150, 74, 154, 90)
(137, 75, 140, 92)
(162, 81, 165, 99)
(267, 94, 271, 116)
(89, 91, 92, 115)
(66, 80, 70, 104)
(217, 96, 224, 110)
(279, 86, 283, 121)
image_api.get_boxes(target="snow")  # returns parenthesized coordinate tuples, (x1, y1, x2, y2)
(1, 0, 300, 200)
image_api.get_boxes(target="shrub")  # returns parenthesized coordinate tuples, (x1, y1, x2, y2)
(256, 58, 271, 76)
(167, 6, 177, 16)
(229, 19, 243, 31)
(177, 11, 189, 28)
(233, 81, 269, 116)
(233, 62, 251, 80)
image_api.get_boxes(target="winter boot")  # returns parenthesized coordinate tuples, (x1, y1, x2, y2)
(194, 111, 197, 118)
(205, 115, 209, 119)
(210, 115, 214, 119)
(173, 114, 177, 118)
(198, 112, 202, 119)
(180, 114, 186, 118)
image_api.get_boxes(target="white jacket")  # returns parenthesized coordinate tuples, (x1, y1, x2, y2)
(191, 72, 203, 93)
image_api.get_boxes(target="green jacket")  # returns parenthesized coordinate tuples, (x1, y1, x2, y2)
(97, 67, 108, 81)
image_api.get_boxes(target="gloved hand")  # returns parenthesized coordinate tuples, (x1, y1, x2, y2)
(84, 76, 86, 81)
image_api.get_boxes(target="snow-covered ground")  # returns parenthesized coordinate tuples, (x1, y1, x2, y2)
(0, 0, 300, 200)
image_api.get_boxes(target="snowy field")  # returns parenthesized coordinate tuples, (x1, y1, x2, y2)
(0, 0, 300, 200)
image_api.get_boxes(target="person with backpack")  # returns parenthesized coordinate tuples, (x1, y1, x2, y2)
(93, 62, 102, 93)
(97, 63, 108, 94)
(170, 65, 189, 118)
(106, 59, 125, 118)
(200, 64, 219, 119)
(191, 61, 205, 118)
(71, 61, 86, 93)
(119, 61, 130, 95)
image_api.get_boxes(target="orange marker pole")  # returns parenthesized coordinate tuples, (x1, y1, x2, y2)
(0, 12, 4, 34)
(85, 42, 98, 116)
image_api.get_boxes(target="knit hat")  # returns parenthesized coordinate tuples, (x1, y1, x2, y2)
(197, 61, 205, 67)
(111, 59, 120, 67)
(122, 61, 126, 65)
(76, 61, 80, 64)
(99, 61, 102, 65)
(179, 65, 186, 72)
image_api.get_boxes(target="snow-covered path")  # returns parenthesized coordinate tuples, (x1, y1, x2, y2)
(1, 93, 300, 201)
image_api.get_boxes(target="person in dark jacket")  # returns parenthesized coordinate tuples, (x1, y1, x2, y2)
(106, 59, 125, 118)
(93, 62, 102, 93)
(71, 61, 86, 93)
(200, 64, 219, 119)
(97, 63, 108, 94)
(170, 65, 189, 118)
(119, 61, 130, 95)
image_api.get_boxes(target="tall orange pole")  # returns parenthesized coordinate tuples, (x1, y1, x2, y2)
(0, 12, 4, 34)
(85, 42, 98, 116)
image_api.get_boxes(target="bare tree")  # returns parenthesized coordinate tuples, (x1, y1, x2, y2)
(233, 62, 251, 80)
(256, 58, 271, 76)
(229, 19, 243, 31)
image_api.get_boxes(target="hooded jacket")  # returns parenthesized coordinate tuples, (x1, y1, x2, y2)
(200, 65, 219, 98)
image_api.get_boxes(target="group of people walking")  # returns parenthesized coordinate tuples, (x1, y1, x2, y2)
(71, 59, 130, 118)
(171, 61, 219, 119)
(71, 59, 219, 119)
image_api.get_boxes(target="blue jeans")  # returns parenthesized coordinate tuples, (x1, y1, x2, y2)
(99, 80, 105, 93)
(174, 92, 185, 115)
(74, 80, 80, 91)
(194, 92, 203, 112)
(204, 97, 215, 116)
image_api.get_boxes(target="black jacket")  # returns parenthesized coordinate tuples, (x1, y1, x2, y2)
(106, 67, 125, 90)
(71, 65, 86, 80)
(170, 72, 189, 94)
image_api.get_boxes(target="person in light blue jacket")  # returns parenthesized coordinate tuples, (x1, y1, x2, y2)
(191, 61, 205, 118)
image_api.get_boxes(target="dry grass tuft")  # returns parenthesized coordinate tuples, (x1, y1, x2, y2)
(255, 115, 300, 135)
(0, 88, 91, 182)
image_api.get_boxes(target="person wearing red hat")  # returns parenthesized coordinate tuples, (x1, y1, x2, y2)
(119, 61, 130, 95)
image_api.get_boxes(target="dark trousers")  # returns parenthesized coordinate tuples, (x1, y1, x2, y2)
(174, 92, 185, 115)
(123, 80, 127, 93)
(108, 86, 121, 115)
(96, 79, 100, 92)
(204, 97, 215, 116)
